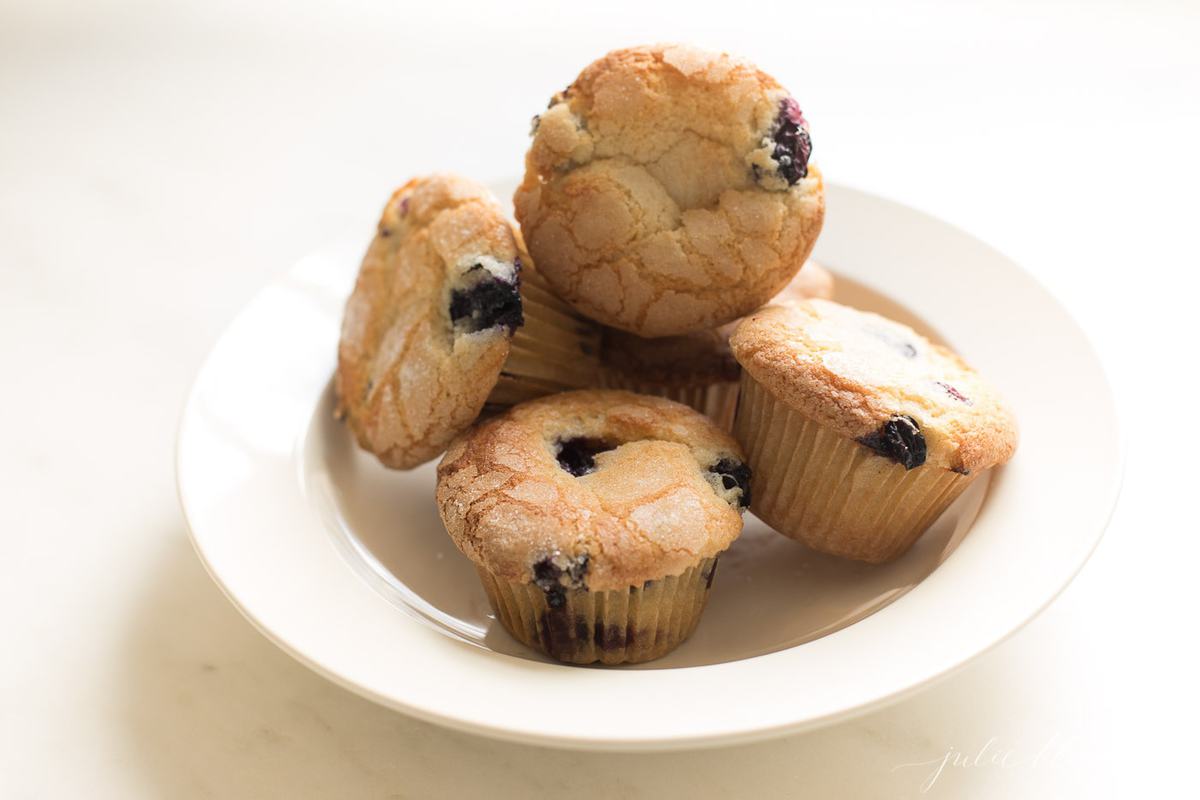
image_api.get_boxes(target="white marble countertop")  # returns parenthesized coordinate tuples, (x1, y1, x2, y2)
(3, 1, 1195, 796)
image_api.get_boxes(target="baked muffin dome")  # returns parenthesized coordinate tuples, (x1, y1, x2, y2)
(732, 300, 1016, 474)
(730, 300, 1017, 562)
(436, 390, 749, 663)
(336, 175, 599, 469)
(514, 44, 825, 337)
(437, 390, 748, 591)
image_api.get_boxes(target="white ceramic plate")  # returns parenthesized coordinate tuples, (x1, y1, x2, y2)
(177, 182, 1121, 750)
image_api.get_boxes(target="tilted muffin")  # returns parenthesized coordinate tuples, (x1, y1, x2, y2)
(597, 260, 836, 429)
(514, 43, 825, 337)
(730, 300, 1017, 563)
(336, 175, 600, 469)
(436, 390, 751, 664)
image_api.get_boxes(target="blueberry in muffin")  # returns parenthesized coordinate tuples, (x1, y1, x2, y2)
(730, 299, 1017, 562)
(436, 390, 750, 664)
(515, 44, 825, 337)
(335, 174, 600, 469)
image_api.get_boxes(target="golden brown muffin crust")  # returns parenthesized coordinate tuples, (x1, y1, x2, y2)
(730, 300, 1018, 473)
(336, 174, 522, 469)
(514, 44, 825, 337)
(436, 390, 748, 591)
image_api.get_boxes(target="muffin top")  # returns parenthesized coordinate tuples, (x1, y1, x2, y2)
(598, 259, 833, 387)
(514, 43, 825, 337)
(336, 174, 524, 469)
(436, 390, 749, 592)
(730, 300, 1017, 474)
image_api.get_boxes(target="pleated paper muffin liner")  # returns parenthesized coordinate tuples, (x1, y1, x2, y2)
(486, 268, 602, 406)
(598, 374, 740, 432)
(734, 374, 976, 563)
(478, 557, 719, 665)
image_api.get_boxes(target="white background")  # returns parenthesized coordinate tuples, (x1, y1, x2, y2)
(2, 0, 1196, 796)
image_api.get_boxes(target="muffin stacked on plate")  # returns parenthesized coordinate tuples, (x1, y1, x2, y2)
(335, 44, 1017, 665)
(335, 175, 601, 469)
(437, 390, 749, 664)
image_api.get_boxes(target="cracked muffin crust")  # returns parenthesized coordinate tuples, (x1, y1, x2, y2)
(730, 300, 1018, 562)
(336, 174, 599, 470)
(436, 390, 749, 663)
(731, 300, 1017, 474)
(437, 390, 748, 591)
(514, 44, 825, 337)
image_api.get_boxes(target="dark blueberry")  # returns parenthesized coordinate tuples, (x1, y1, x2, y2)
(951, 465, 971, 476)
(936, 381, 973, 405)
(566, 554, 589, 584)
(768, 97, 812, 186)
(448, 274, 523, 334)
(710, 458, 752, 508)
(857, 416, 927, 470)
(554, 437, 614, 477)
(532, 553, 589, 609)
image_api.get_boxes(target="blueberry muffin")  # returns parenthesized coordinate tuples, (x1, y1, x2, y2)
(597, 260, 835, 430)
(436, 390, 750, 664)
(730, 300, 1017, 563)
(514, 44, 825, 337)
(336, 175, 600, 469)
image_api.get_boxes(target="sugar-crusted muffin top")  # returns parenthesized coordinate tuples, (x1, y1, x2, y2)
(435, 390, 749, 592)
(336, 174, 524, 469)
(730, 300, 1017, 473)
(514, 43, 825, 337)
(598, 259, 834, 387)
